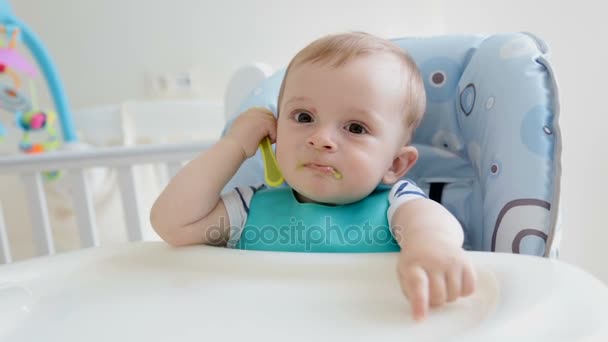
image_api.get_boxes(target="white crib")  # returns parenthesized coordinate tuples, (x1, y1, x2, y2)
(0, 64, 273, 264)
(0, 141, 212, 264)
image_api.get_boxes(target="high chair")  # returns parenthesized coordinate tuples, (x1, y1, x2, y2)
(1, 33, 607, 341)
(225, 33, 561, 257)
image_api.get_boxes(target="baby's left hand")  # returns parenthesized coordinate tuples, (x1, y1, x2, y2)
(397, 234, 477, 321)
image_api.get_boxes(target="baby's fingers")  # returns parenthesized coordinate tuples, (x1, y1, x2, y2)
(251, 107, 278, 142)
(446, 268, 462, 302)
(429, 272, 448, 307)
(400, 265, 429, 321)
(266, 120, 278, 143)
(462, 263, 477, 296)
(248, 106, 275, 117)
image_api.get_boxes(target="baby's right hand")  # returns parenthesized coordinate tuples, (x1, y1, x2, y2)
(224, 107, 277, 158)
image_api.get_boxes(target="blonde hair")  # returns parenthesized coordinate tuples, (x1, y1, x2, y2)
(277, 32, 426, 139)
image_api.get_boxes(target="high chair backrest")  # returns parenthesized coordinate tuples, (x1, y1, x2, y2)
(222, 33, 561, 257)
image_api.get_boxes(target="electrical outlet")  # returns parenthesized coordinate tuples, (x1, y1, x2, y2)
(146, 69, 202, 98)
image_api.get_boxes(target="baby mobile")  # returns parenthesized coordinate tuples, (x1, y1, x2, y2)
(0, 25, 59, 155)
(0, 24, 62, 181)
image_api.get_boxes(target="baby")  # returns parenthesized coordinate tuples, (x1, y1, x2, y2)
(151, 32, 476, 321)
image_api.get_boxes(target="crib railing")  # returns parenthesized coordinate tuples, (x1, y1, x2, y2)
(0, 141, 212, 264)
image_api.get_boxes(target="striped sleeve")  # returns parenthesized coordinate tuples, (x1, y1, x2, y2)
(220, 184, 265, 248)
(387, 179, 428, 224)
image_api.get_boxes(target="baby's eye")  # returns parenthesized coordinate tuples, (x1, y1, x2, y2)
(345, 123, 367, 134)
(294, 111, 313, 123)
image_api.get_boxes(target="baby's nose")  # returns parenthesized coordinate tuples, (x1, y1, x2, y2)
(306, 129, 337, 151)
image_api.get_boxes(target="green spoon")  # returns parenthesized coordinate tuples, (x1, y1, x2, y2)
(260, 136, 284, 187)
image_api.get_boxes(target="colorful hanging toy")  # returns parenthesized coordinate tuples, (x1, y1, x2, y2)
(1, 0, 79, 179)
(0, 25, 60, 156)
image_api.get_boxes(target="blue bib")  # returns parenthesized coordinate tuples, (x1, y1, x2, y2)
(235, 187, 400, 253)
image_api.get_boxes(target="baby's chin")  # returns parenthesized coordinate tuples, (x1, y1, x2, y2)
(292, 187, 365, 206)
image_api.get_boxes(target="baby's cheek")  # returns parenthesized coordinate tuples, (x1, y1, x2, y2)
(345, 167, 379, 192)
(274, 146, 293, 177)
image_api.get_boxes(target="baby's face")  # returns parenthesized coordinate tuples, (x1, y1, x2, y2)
(276, 54, 409, 204)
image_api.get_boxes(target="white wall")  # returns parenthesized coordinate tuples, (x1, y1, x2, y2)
(12, 0, 445, 108)
(444, 0, 608, 284)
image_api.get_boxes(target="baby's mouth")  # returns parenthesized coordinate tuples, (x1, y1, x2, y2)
(300, 163, 343, 180)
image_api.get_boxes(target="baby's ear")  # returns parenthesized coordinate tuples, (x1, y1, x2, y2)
(382, 145, 418, 184)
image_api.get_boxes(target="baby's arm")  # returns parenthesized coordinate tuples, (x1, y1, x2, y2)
(150, 107, 276, 247)
(391, 198, 477, 321)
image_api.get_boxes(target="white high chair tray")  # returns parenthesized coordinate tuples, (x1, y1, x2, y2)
(1, 242, 607, 341)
